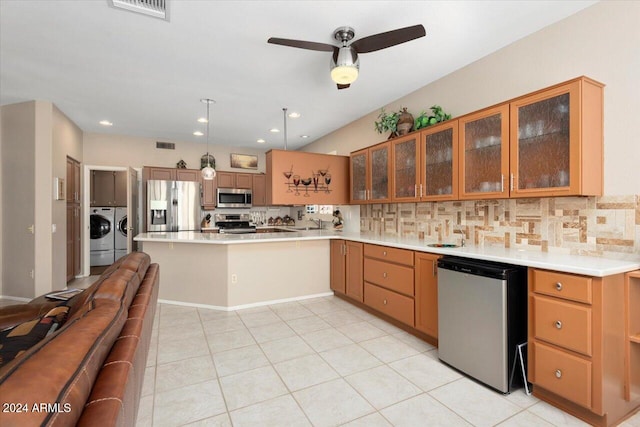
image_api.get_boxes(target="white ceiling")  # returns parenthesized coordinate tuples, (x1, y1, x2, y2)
(0, 0, 597, 151)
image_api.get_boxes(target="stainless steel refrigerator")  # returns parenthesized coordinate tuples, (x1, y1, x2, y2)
(146, 180, 201, 232)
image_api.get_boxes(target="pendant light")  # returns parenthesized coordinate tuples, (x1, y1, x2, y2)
(201, 98, 216, 180)
(282, 107, 288, 151)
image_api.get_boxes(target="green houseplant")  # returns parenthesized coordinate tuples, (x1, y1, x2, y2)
(414, 105, 452, 130)
(374, 108, 399, 138)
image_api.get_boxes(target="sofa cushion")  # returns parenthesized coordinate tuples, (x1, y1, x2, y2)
(0, 305, 69, 367)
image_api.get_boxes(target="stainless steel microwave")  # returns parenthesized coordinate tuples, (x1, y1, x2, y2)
(217, 188, 252, 208)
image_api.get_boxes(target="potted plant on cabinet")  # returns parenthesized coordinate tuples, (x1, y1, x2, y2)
(374, 108, 399, 139)
(414, 105, 452, 130)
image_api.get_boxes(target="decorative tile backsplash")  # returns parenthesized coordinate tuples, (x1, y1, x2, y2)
(360, 195, 640, 257)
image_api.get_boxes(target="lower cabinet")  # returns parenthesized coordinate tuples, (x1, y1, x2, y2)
(345, 241, 363, 302)
(414, 252, 440, 338)
(528, 268, 639, 426)
(362, 244, 415, 327)
(330, 240, 363, 301)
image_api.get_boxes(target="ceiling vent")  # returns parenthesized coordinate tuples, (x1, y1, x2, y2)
(156, 141, 175, 150)
(109, 0, 169, 21)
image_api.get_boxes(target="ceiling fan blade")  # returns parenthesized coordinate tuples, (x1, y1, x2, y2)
(351, 24, 426, 53)
(267, 37, 335, 52)
(337, 83, 350, 90)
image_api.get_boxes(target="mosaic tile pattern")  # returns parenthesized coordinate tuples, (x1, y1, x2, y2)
(360, 195, 640, 256)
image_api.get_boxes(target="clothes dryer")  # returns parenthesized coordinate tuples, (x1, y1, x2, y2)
(90, 207, 115, 266)
(115, 207, 128, 261)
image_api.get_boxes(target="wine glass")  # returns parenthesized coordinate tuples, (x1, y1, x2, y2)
(312, 174, 319, 193)
(301, 177, 312, 197)
(283, 170, 293, 192)
(324, 173, 332, 193)
(292, 175, 301, 195)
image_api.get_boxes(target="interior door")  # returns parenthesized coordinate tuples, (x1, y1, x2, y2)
(126, 167, 139, 252)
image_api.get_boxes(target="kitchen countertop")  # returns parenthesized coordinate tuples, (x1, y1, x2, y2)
(135, 229, 640, 277)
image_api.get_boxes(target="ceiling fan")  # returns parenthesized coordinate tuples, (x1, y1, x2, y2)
(268, 24, 426, 90)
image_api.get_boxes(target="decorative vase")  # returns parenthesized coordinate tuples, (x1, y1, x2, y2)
(176, 159, 187, 169)
(396, 107, 414, 136)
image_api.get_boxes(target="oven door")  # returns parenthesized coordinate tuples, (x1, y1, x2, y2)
(217, 188, 252, 208)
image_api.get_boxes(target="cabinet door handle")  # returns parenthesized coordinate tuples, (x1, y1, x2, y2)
(383, 299, 388, 305)
(510, 173, 514, 191)
(420, 184, 423, 198)
(556, 282, 563, 291)
(414, 184, 417, 197)
(383, 272, 388, 278)
(383, 251, 387, 256)
(555, 320, 563, 329)
(555, 369, 562, 379)
(501, 174, 505, 192)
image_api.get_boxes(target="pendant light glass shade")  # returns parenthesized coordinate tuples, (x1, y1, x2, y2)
(201, 98, 216, 180)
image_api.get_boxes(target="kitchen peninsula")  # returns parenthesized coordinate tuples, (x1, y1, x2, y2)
(135, 229, 639, 309)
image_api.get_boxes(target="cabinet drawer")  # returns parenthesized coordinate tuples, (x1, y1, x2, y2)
(364, 282, 414, 326)
(533, 295, 592, 356)
(533, 341, 592, 409)
(532, 269, 592, 304)
(364, 258, 414, 296)
(364, 244, 414, 266)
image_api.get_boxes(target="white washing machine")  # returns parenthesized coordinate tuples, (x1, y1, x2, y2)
(115, 207, 128, 261)
(90, 207, 115, 266)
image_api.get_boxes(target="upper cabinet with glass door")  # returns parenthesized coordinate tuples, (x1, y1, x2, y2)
(420, 120, 459, 201)
(392, 133, 420, 202)
(509, 77, 603, 197)
(350, 141, 392, 204)
(459, 105, 510, 200)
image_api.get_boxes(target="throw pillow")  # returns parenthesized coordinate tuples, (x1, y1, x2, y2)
(0, 305, 69, 367)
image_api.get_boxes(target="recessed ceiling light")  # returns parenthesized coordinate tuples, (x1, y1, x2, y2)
(288, 112, 301, 118)
(257, 139, 266, 144)
(269, 128, 280, 133)
(193, 131, 204, 136)
(99, 120, 113, 126)
(197, 117, 208, 123)
(300, 135, 310, 139)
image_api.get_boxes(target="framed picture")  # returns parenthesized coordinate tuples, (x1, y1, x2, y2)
(230, 153, 258, 170)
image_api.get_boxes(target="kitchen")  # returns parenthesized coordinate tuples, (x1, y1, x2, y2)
(2, 1, 640, 426)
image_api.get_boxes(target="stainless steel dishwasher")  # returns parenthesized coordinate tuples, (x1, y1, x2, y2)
(437, 256, 527, 393)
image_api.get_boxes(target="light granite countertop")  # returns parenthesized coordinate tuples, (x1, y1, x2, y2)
(134, 229, 640, 277)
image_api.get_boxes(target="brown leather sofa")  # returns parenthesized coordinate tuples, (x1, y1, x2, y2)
(0, 252, 159, 427)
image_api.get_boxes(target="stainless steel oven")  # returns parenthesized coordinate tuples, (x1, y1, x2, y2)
(217, 188, 252, 208)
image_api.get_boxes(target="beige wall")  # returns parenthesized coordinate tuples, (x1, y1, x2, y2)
(1, 102, 36, 298)
(83, 132, 267, 173)
(302, 1, 639, 196)
(1, 101, 84, 298)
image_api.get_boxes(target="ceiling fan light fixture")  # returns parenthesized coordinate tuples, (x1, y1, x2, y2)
(330, 47, 359, 85)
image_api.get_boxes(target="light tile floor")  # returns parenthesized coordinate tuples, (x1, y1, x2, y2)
(135, 294, 640, 427)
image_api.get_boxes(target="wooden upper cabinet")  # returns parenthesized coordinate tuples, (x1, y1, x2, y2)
(509, 77, 603, 197)
(392, 133, 420, 202)
(114, 171, 127, 206)
(421, 120, 459, 201)
(350, 149, 369, 203)
(252, 174, 266, 206)
(143, 167, 175, 181)
(175, 168, 201, 182)
(143, 167, 201, 182)
(458, 104, 510, 200)
(236, 173, 252, 189)
(266, 149, 349, 205)
(349, 142, 391, 204)
(216, 172, 234, 188)
(92, 170, 116, 206)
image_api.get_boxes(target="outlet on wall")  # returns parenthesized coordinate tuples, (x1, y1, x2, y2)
(231, 274, 238, 284)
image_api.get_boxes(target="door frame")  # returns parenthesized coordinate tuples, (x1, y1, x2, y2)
(82, 165, 141, 277)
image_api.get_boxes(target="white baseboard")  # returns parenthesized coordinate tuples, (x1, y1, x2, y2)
(158, 291, 334, 312)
